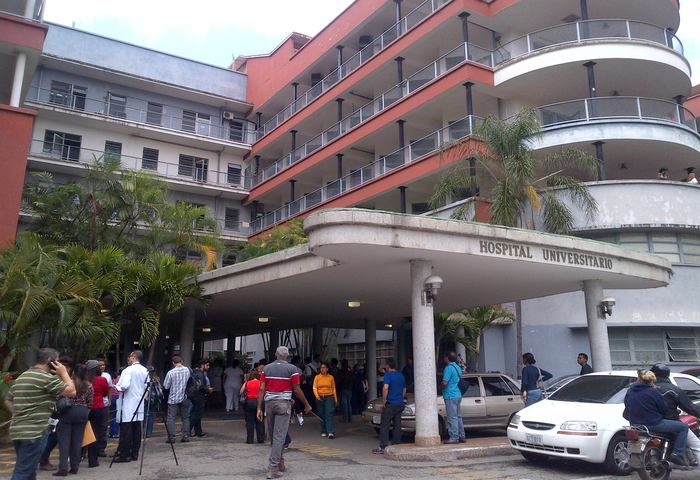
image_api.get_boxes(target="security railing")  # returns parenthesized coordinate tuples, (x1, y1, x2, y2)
(494, 19, 683, 65)
(255, 0, 450, 140)
(253, 41, 491, 188)
(28, 139, 254, 190)
(250, 115, 482, 233)
(25, 86, 257, 144)
(536, 96, 698, 132)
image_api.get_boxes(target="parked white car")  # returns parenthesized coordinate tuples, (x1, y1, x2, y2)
(507, 371, 700, 475)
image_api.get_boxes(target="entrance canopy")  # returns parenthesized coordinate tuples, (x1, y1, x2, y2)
(190, 209, 671, 338)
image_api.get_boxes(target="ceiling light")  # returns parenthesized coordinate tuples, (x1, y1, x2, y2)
(258, 317, 269, 323)
(165, 335, 170, 340)
(202, 328, 211, 332)
(385, 324, 393, 328)
(133, 341, 139, 345)
(348, 301, 361, 308)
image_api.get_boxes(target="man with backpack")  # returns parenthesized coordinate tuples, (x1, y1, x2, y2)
(189, 359, 212, 438)
(441, 351, 466, 444)
(162, 356, 191, 444)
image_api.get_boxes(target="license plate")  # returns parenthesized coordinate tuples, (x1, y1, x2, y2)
(627, 441, 642, 454)
(526, 434, 544, 445)
(373, 415, 381, 425)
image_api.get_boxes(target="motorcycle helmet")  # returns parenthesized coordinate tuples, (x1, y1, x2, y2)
(651, 363, 671, 378)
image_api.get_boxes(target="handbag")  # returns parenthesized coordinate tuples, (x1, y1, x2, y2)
(55, 396, 73, 415)
(82, 421, 96, 447)
(240, 381, 247, 402)
(536, 367, 548, 399)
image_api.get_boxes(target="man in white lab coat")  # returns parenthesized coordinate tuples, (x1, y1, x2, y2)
(113, 350, 149, 463)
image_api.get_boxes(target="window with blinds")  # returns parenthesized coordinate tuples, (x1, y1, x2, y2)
(104, 141, 122, 166)
(224, 208, 240, 231)
(610, 328, 700, 365)
(227, 164, 242, 185)
(141, 148, 159, 171)
(108, 93, 127, 118)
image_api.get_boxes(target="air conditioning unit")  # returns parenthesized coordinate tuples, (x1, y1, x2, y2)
(223, 111, 235, 120)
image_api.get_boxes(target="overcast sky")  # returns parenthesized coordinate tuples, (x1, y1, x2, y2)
(43, 0, 699, 85)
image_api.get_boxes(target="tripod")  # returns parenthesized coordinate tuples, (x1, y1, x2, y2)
(109, 367, 179, 474)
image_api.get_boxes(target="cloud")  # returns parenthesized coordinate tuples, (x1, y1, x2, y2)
(678, 0, 700, 85)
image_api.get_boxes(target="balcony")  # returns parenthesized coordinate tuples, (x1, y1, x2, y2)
(25, 86, 257, 145)
(255, 0, 450, 140)
(250, 115, 482, 233)
(250, 41, 492, 188)
(27, 139, 251, 194)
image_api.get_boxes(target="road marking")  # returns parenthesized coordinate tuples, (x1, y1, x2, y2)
(292, 442, 352, 457)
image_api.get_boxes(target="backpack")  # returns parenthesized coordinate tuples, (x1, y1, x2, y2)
(186, 369, 201, 399)
(451, 364, 469, 396)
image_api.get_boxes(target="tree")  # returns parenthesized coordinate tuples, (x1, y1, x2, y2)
(429, 107, 600, 235)
(237, 218, 307, 262)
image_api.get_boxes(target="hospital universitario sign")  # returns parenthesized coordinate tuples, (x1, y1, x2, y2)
(478, 240, 614, 270)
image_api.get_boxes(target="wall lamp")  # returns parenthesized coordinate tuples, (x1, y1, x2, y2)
(422, 275, 443, 307)
(597, 296, 616, 319)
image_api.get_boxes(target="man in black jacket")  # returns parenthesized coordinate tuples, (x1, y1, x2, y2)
(651, 363, 700, 464)
(189, 359, 212, 438)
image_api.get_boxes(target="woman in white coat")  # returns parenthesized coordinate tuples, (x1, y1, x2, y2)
(223, 359, 244, 412)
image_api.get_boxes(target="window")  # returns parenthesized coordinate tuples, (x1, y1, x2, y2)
(104, 141, 122, 166)
(229, 120, 244, 142)
(610, 327, 700, 365)
(182, 110, 210, 135)
(482, 376, 514, 396)
(141, 148, 159, 171)
(108, 93, 127, 119)
(42, 130, 81, 161)
(462, 377, 481, 398)
(178, 154, 208, 181)
(227, 164, 242, 185)
(49, 81, 86, 110)
(224, 208, 240, 231)
(589, 232, 700, 265)
(146, 102, 163, 125)
(338, 341, 394, 367)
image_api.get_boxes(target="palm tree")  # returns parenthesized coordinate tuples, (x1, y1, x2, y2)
(429, 107, 600, 235)
(237, 218, 307, 262)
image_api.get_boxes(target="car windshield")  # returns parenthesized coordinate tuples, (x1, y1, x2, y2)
(548, 375, 635, 404)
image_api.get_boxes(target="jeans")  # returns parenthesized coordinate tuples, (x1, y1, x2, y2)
(339, 389, 353, 421)
(56, 405, 89, 471)
(11, 428, 49, 480)
(38, 429, 57, 467)
(317, 395, 336, 434)
(265, 399, 292, 472)
(166, 399, 190, 440)
(444, 396, 465, 440)
(98, 399, 110, 453)
(379, 402, 403, 449)
(525, 389, 543, 407)
(189, 397, 205, 436)
(87, 408, 108, 466)
(244, 399, 265, 443)
(145, 408, 155, 437)
(649, 419, 689, 456)
(108, 394, 119, 437)
(116, 421, 141, 460)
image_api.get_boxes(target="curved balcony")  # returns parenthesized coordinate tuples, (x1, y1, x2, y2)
(254, 0, 450, 140)
(250, 115, 482, 234)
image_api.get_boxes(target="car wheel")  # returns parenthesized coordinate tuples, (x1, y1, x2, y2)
(604, 433, 632, 476)
(520, 451, 549, 462)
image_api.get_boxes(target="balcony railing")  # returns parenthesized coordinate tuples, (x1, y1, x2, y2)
(250, 115, 482, 233)
(537, 96, 698, 132)
(253, 41, 491, 188)
(25, 86, 257, 144)
(494, 19, 683, 65)
(28, 139, 253, 189)
(255, 0, 450, 140)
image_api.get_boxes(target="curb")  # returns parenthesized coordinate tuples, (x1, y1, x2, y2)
(384, 442, 516, 462)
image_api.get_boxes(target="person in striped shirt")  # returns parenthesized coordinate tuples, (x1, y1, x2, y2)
(5, 348, 75, 480)
(257, 347, 312, 479)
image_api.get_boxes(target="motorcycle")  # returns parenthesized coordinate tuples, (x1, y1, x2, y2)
(624, 414, 699, 480)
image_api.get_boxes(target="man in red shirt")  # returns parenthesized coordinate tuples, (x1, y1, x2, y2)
(257, 347, 311, 479)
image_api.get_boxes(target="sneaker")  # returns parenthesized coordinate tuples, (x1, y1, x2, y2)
(443, 439, 459, 444)
(321, 433, 327, 437)
(328, 434, 335, 439)
(266, 471, 283, 479)
(372, 447, 385, 454)
(669, 453, 689, 467)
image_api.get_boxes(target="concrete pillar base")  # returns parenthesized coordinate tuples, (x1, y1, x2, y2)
(415, 435, 442, 447)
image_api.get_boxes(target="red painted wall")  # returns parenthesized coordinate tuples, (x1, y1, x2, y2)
(0, 12, 48, 50)
(0, 105, 36, 248)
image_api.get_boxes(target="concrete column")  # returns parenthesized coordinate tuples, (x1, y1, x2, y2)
(593, 141, 606, 181)
(269, 327, 280, 359)
(397, 120, 405, 149)
(584, 61, 597, 98)
(396, 326, 407, 371)
(180, 307, 196, 368)
(289, 179, 296, 202)
(455, 325, 467, 366)
(227, 335, 236, 364)
(580, 0, 589, 20)
(336, 98, 344, 123)
(256, 112, 262, 129)
(10, 53, 27, 108)
(398, 186, 407, 213)
(394, 0, 402, 25)
(463, 82, 474, 116)
(312, 325, 323, 357)
(365, 319, 378, 400)
(291, 83, 299, 114)
(410, 259, 440, 446)
(583, 279, 612, 372)
(458, 12, 470, 43)
(290, 130, 297, 152)
(336, 154, 343, 180)
(336, 45, 344, 68)
(24, 0, 37, 17)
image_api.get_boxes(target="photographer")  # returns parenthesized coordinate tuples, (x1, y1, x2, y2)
(5, 348, 75, 480)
